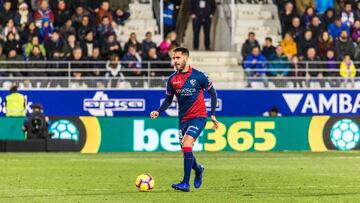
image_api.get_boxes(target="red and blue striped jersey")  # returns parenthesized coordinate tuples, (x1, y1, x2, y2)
(166, 67, 213, 122)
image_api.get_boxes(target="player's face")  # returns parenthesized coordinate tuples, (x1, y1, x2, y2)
(172, 52, 188, 71)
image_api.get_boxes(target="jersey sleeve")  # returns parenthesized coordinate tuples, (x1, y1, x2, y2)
(166, 78, 175, 95)
(199, 73, 213, 90)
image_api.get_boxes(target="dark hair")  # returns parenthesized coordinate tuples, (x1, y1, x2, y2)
(270, 107, 279, 113)
(173, 47, 189, 56)
(10, 86, 18, 93)
(265, 37, 272, 42)
(248, 32, 255, 36)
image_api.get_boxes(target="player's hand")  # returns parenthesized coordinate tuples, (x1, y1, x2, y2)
(150, 111, 159, 119)
(210, 115, 219, 130)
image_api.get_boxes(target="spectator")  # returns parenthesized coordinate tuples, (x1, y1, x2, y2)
(14, 2, 33, 30)
(69, 46, 88, 86)
(44, 30, 63, 58)
(335, 30, 355, 60)
(355, 1, 360, 20)
(4, 32, 21, 55)
(19, 21, 39, 46)
(340, 54, 356, 87)
(27, 45, 46, 87)
(96, 0, 113, 25)
(317, 31, 334, 60)
(191, 0, 216, 50)
(113, 8, 130, 26)
(322, 8, 335, 27)
(243, 46, 267, 84)
(77, 15, 96, 41)
(6, 49, 24, 79)
(261, 37, 276, 60)
(124, 32, 141, 53)
(295, 0, 315, 16)
(89, 47, 106, 87)
(309, 16, 325, 40)
(109, 0, 130, 12)
(280, 1, 297, 34)
(60, 19, 76, 40)
(141, 32, 157, 58)
(328, 17, 350, 40)
(1, 19, 19, 42)
(302, 6, 316, 27)
(101, 32, 122, 58)
(71, 4, 91, 28)
(54, 0, 71, 29)
(241, 32, 260, 60)
(33, 0, 54, 28)
(96, 16, 114, 43)
(48, 50, 67, 87)
(144, 47, 165, 87)
(25, 36, 46, 58)
(289, 16, 304, 43)
(316, 0, 334, 14)
(325, 50, 339, 87)
(80, 31, 99, 58)
(62, 33, 80, 58)
(0, 0, 14, 26)
(121, 44, 143, 87)
(39, 19, 53, 42)
(304, 47, 325, 87)
(289, 55, 305, 88)
(298, 29, 316, 57)
(268, 46, 290, 87)
(105, 53, 124, 88)
(341, 2, 355, 27)
(280, 32, 297, 58)
(163, 0, 175, 36)
(351, 20, 360, 43)
(159, 31, 177, 57)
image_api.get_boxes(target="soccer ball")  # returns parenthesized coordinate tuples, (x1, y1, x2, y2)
(330, 119, 360, 150)
(135, 174, 154, 192)
(49, 120, 79, 142)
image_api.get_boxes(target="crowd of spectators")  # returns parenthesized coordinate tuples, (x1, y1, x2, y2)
(0, 0, 176, 88)
(242, 0, 360, 87)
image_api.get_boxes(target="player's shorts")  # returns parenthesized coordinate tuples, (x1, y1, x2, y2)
(179, 117, 207, 142)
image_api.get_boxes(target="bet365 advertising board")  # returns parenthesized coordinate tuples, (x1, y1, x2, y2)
(2, 116, 359, 153)
(1, 90, 360, 116)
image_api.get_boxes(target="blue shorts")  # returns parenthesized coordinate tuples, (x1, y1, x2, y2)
(179, 117, 207, 142)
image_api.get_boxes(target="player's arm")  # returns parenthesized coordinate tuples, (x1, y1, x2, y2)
(201, 73, 219, 130)
(150, 79, 174, 119)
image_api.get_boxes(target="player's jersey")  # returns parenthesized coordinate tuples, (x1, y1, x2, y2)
(166, 67, 212, 122)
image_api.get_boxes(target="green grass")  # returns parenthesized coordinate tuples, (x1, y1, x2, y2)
(0, 152, 359, 202)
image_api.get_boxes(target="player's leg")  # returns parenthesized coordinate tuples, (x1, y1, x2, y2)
(191, 118, 207, 189)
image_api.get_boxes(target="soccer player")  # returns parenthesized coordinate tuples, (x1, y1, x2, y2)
(150, 47, 218, 192)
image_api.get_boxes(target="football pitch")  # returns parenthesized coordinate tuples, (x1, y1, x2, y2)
(0, 152, 359, 203)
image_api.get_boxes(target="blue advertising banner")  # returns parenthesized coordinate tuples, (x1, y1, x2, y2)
(0, 89, 360, 116)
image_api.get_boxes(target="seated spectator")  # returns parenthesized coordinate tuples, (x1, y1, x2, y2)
(340, 54, 356, 87)
(44, 30, 64, 58)
(328, 17, 350, 40)
(159, 31, 177, 57)
(71, 4, 91, 28)
(323, 8, 335, 27)
(317, 31, 334, 60)
(0, 0, 15, 26)
(105, 53, 125, 88)
(289, 55, 305, 88)
(6, 49, 24, 78)
(280, 1, 296, 34)
(141, 32, 157, 58)
(335, 30, 355, 60)
(243, 46, 267, 81)
(25, 36, 46, 59)
(60, 19, 76, 40)
(122, 44, 144, 87)
(341, 2, 355, 27)
(304, 47, 325, 87)
(289, 16, 303, 43)
(4, 32, 21, 55)
(302, 6, 316, 28)
(96, 0, 113, 25)
(114, 8, 130, 26)
(144, 47, 165, 87)
(96, 16, 115, 43)
(309, 16, 325, 40)
(14, 2, 33, 30)
(69, 46, 88, 85)
(101, 32, 122, 58)
(62, 33, 79, 57)
(1, 19, 19, 42)
(27, 45, 47, 87)
(241, 32, 260, 60)
(280, 32, 297, 58)
(295, 0, 315, 16)
(325, 50, 339, 87)
(268, 46, 290, 87)
(124, 32, 142, 53)
(54, 0, 71, 29)
(20, 21, 39, 46)
(77, 15, 96, 41)
(352, 20, 360, 43)
(80, 31, 99, 58)
(39, 19, 53, 42)
(261, 37, 276, 60)
(34, 0, 54, 28)
(298, 29, 316, 58)
(89, 47, 106, 87)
